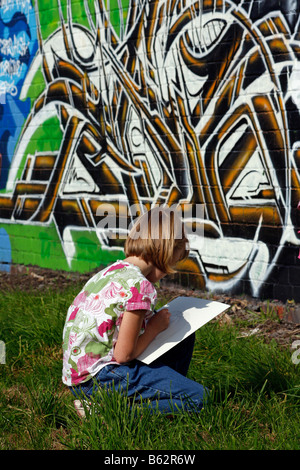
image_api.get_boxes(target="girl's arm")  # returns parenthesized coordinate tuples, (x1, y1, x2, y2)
(114, 308, 170, 364)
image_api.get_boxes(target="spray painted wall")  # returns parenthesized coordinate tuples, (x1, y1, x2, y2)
(0, 0, 300, 300)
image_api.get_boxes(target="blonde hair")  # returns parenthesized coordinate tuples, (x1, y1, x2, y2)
(124, 206, 189, 274)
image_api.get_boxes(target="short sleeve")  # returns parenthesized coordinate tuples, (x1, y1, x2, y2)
(125, 279, 157, 312)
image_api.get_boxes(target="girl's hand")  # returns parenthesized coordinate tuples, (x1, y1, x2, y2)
(147, 308, 170, 334)
(114, 308, 170, 364)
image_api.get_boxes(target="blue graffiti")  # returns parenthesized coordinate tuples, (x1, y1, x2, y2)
(0, 0, 38, 189)
(0, 227, 11, 271)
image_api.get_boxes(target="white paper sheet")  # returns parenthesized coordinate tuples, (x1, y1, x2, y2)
(137, 296, 229, 364)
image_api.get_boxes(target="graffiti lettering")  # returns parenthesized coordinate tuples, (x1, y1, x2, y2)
(0, 0, 299, 300)
(0, 58, 23, 78)
(0, 34, 29, 57)
(0, 0, 32, 17)
(0, 80, 17, 96)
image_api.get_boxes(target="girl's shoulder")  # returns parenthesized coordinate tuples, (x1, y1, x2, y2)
(83, 260, 150, 294)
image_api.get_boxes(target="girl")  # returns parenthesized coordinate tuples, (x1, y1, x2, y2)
(62, 206, 208, 414)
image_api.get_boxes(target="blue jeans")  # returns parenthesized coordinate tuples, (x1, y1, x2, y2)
(71, 334, 209, 414)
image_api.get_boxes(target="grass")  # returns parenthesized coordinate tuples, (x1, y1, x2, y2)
(0, 285, 299, 450)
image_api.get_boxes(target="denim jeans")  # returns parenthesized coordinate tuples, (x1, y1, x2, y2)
(71, 334, 209, 414)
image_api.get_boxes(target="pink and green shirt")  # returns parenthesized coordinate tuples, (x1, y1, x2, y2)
(62, 261, 157, 386)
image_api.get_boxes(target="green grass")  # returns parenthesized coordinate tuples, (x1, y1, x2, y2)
(0, 286, 299, 450)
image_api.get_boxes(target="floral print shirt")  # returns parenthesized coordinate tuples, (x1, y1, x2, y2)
(62, 261, 157, 386)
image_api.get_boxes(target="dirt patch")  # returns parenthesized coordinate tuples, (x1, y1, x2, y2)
(0, 265, 92, 291)
(1, 264, 300, 349)
(158, 284, 300, 349)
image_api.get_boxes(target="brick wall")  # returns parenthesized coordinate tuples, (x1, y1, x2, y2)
(0, 0, 300, 301)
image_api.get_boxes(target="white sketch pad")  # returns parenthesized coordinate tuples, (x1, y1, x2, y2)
(138, 296, 230, 364)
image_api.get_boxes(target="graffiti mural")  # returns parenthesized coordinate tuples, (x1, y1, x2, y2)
(0, 0, 300, 300)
